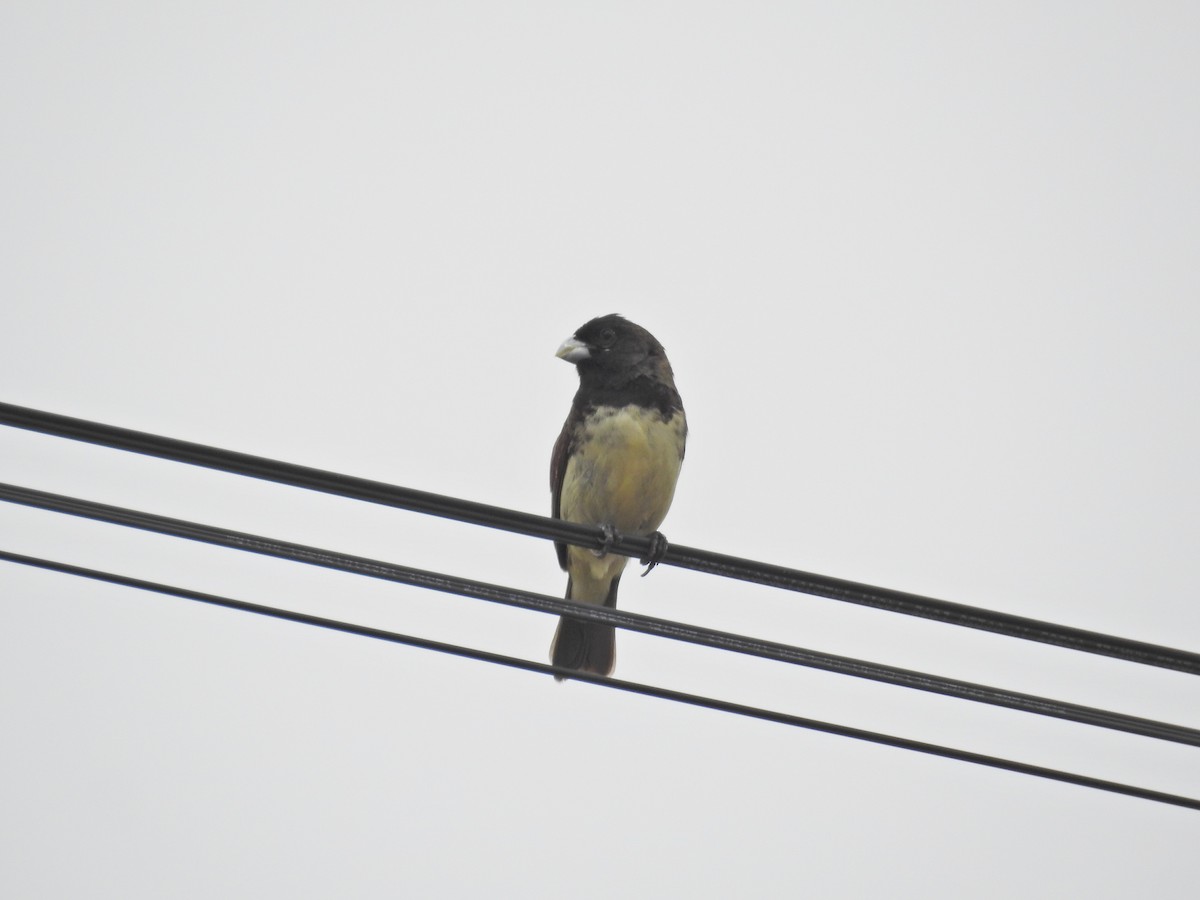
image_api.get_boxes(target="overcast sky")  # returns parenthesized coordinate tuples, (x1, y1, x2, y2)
(2, 3, 1198, 898)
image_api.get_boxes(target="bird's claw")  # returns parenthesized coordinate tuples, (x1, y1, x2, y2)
(594, 523, 620, 557)
(640, 531, 669, 576)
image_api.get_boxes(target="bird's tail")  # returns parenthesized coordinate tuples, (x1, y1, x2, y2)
(551, 575, 620, 680)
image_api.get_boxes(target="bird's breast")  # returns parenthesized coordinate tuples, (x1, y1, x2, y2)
(559, 405, 686, 535)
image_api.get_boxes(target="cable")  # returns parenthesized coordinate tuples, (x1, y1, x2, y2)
(2, 549, 1196, 812)
(2, 401, 1197, 674)
(2, 481, 1197, 748)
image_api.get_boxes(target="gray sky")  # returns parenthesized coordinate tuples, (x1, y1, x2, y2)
(2, 3, 1198, 897)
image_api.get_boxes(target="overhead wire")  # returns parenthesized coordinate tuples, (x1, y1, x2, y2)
(1, 480, 1197, 748)
(3, 548, 1198, 813)
(2, 401, 1198, 675)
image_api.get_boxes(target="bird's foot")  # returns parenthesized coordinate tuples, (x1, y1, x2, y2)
(640, 531, 669, 576)
(593, 523, 620, 557)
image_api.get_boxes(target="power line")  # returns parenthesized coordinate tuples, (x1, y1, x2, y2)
(2, 480, 1197, 748)
(2, 400, 1197, 674)
(3, 549, 1196, 813)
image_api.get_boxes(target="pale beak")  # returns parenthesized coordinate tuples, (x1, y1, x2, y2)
(555, 337, 591, 363)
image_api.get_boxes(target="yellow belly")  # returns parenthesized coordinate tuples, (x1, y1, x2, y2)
(559, 405, 686, 536)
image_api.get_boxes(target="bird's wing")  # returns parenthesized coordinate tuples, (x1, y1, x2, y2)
(550, 405, 580, 571)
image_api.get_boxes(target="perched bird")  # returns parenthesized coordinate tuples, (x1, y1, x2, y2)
(550, 314, 687, 678)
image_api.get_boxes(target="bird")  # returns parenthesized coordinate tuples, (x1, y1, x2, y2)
(549, 314, 687, 678)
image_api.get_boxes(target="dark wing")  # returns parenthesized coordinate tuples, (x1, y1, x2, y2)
(550, 406, 580, 571)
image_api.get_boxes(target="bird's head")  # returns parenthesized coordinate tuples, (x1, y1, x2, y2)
(556, 314, 670, 384)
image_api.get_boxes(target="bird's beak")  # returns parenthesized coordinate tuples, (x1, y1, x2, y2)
(556, 337, 591, 363)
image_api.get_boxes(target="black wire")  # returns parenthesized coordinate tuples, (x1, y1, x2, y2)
(3, 549, 1197, 812)
(2, 480, 1198, 748)
(1, 400, 1197, 674)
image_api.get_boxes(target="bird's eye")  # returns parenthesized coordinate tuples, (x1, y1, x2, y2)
(597, 328, 617, 348)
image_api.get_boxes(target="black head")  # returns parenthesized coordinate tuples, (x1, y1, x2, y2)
(556, 314, 680, 410)
(556, 314, 668, 376)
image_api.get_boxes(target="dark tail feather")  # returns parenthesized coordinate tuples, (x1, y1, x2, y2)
(551, 618, 615, 679)
(551, 576, 620, 680)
